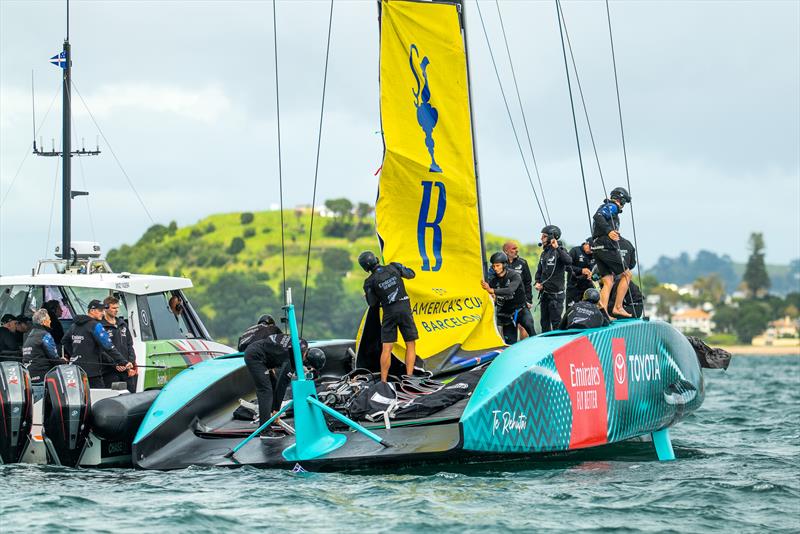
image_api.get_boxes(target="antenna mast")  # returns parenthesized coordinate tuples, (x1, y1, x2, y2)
(33, 0, 99, 260)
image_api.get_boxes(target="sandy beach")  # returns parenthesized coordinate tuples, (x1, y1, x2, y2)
(723, 345, 800, 356)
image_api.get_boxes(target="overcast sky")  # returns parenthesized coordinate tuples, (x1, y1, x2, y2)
(1, 0, 798, 276)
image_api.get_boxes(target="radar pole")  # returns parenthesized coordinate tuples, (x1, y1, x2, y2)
(33, 0, 99, 260)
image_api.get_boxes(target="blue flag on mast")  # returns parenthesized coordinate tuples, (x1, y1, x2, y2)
(49, 51, 67, 69)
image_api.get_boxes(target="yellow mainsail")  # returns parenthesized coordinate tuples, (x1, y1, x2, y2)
(363, 0, 504, 369)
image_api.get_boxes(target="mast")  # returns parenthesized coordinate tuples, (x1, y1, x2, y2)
(34, 0, 99, 261)
(61, 37, 71, 260)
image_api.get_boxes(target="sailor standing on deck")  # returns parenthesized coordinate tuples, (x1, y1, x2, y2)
(534, 225, 572, 332)
(481, 251, 535, 344)
(591, 187, 634, 317)
(63, 300, 132, 388)
(500, 241, 535, 338)
(566, 238, 596, 309)
(359, 251, 419, 383)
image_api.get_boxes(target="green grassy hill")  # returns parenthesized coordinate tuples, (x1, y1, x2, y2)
(107, 208, 540, 344)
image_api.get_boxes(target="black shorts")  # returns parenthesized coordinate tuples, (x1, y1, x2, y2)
(381, 304, 419, 344)
(593, 240, 626, 277)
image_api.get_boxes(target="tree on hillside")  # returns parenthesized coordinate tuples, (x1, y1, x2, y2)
(356, 202, 373, 220)
(743, 232, 770, 298)
(694, 274, 726, 303)
(325, 198, 354, 220)
(321, 248, 352, 274)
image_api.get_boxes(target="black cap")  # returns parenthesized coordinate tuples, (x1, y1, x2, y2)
(87, 299, 106, 311)
(1, 313, 16, 324)
(15, 315, 31, 323)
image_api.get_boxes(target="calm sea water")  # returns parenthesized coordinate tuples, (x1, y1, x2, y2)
(1, 355, 798, 533)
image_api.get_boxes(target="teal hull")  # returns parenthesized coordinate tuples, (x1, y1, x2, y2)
(461, 319, 703, 454)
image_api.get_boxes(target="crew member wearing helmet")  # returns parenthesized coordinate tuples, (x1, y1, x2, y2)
(534, 225, 573, 332)
(358, 251, 418, 383)
(238, 313, 282, 352)
(592, 186, 634, 317)
(559, 288, 610, 330)
(566, 238, 596, 309)
(243, 333, 326, 439)
(481, 251, 535, 344)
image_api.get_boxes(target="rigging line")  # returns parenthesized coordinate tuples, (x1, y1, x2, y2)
(605, 0, 644, 296)
(65, 86, 97, 242)
(71, 81, 155, 225)
(555, 0, 591, 233)
(493, 0, 551, 223)
(301, 0, 334, 338)
(45, 159, 60, 257)
(475, 0, 547, 225)
(557, 0, 608, 197)
(272, 0, 287, 304)
(0, 82, 61, 208)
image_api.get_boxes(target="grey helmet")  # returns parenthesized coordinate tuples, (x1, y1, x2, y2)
(609, 187, 632, 205)
(583, 288, 601, 304)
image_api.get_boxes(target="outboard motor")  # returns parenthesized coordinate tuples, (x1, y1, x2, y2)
(42, 365, 91, 466)
(0, 362, 33, 464)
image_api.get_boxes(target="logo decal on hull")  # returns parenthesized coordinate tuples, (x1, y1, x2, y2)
(613, 338, 629, 401)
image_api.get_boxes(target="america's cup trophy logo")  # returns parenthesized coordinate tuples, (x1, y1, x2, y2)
(410, 44, 442, 173)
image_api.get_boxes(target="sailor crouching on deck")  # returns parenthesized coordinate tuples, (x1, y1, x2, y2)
(535, 225, 572, 333)
(237, 314, 282, 352)
(359, 251, 419, 383)
(481, 251, 535, 345)
(559, 288, 610, 330)
(243, 335, 325, 439)
(63, 299, 132, 389)
(23, 309, 67, 401)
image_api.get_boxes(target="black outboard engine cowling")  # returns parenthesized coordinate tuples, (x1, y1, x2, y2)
(0, 362, 33, 463)
(42, 365, 91, 466)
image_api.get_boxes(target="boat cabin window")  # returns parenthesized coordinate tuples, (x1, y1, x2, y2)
(137, 291, 200, 341)
(0, 285, 28, 318)
(62, 286, 128, 317)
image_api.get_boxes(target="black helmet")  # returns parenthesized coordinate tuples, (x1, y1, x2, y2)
(489, 251, 508, 265)
(583, 288, 601, 304)
(609, 187, 632, 205)
(257, 314, 276, 326)
(304, 347, 326, 370)
(358, 251, 379, 272)
(541, 225, 562, 240)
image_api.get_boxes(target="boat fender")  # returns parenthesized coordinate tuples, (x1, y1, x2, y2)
(91, 390, 159, 442)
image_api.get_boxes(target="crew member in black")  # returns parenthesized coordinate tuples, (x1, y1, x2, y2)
(238, 314, 282, 352)
(63, 299, 131, 388)
(43, 300, 65, 347)
(0, 314, 21, 361)
(243, 334, 325, 438)
(23, 309, 66, 401)
(359, 251, 418, 383)
(102, 296, 137, 392)
(481, 251, 535, 344)
(566, 238, 596, 309)
(609, 238, 644, 318)
(559, 288, 611, 330)
(502, 241, 534, 338)
(535, 225, 573, 333)
(592, 186, 633, 317)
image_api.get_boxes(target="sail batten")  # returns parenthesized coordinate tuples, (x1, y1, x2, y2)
(363, 0, 503, 370)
